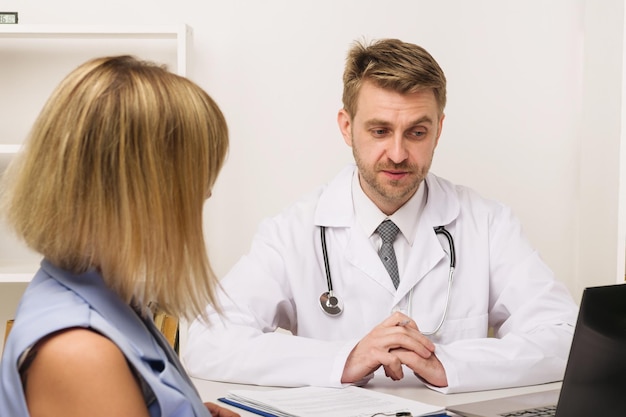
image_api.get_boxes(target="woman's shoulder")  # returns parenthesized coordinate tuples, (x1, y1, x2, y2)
(22, 328, 149, 417)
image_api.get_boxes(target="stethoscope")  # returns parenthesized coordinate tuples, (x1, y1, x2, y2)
(318, 224, 456, 336)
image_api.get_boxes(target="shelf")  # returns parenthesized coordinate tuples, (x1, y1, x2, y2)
(0, 24, 190, 281)
(0, 144, 21, 153)
(0, 274, 33, 283)
(0, 257, 39, 283)
(0, 145, 20, 173)
(0, 24, 187, 36)
(0, 24, 190, 76)
(0, 145, 20, 164)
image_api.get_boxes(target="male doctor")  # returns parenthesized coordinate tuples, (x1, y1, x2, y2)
(184, 38, 578, 393)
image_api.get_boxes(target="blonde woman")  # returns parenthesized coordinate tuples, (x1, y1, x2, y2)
(0, 56, 237, 417)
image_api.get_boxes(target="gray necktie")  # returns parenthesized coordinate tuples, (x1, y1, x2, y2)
(376, 219, 400, 288)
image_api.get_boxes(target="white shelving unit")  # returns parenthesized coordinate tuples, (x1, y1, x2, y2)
(0, 24, 190, 355)
(0, 24, 189, 72)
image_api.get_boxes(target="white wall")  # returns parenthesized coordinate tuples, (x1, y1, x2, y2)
(578, 0, 626, 294)
(1, 0, 624, 303)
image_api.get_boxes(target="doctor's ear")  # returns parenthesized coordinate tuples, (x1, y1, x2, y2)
(337, 109, 353, 147)
(435, 113, 446, 145)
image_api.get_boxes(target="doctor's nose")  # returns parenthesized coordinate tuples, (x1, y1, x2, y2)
(386, 136, 409, 164)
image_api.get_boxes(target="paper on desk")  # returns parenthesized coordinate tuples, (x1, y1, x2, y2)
(225, 385, 445, 417)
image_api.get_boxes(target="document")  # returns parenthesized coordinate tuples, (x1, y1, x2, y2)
(219, 385, 446, 417)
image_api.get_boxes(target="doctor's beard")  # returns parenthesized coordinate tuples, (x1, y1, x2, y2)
(353, 151, 430, 213)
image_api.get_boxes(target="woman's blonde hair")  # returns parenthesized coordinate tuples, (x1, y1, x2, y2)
(0, 55, 228, 321)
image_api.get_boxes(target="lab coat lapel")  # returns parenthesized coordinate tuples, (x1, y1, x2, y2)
(315, 165, 398, 294)
(314, 167, 462, 297)
(345, 226, 399, 293)
(314, 165, 355, 227)
(394, 174, 460, 301)
(394, 216, 446, 301)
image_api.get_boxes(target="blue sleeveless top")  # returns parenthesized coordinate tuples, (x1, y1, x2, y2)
(0, 260, 211, 417)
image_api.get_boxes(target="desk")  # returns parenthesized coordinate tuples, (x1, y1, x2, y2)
(192, 377, 562, 416)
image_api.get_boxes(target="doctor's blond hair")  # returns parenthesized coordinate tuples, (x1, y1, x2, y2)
(0, 55, 228, 321)
(342, 38, 447, 118)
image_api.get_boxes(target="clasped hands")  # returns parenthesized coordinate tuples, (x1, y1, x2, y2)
(341, 311, 448, 387)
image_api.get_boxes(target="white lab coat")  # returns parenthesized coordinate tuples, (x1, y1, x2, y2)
(184, 165, 578, 393)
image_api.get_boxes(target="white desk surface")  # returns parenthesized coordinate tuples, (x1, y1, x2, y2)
(192, 376, 561, 416)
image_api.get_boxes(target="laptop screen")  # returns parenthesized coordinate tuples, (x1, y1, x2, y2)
(447, 283, 626, 417)
(555, 283, 626, 415)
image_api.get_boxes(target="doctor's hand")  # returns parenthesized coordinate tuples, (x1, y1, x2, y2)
(390, 347, 448, 388)
(341, 312, 435, 384)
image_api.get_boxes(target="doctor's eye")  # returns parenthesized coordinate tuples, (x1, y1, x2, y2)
(370, 128, 390, 137)
(408, 128, 427, 139)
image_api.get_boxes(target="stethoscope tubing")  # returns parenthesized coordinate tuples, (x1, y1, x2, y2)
(319, 226, 343, 315)
(413, 264, 455, 335)
(434, 226, 456, 268)
(318, 224, 456, 335)
(320, 226, 334, 292)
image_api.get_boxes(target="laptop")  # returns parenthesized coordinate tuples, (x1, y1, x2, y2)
(447, 283, 626, 417)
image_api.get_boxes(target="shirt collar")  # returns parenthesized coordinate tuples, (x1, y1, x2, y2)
(352, 169, 427, 245)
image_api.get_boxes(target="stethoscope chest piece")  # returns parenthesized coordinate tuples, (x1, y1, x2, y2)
(317, 224, 457, 334)
(319, 291, 343, 316)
